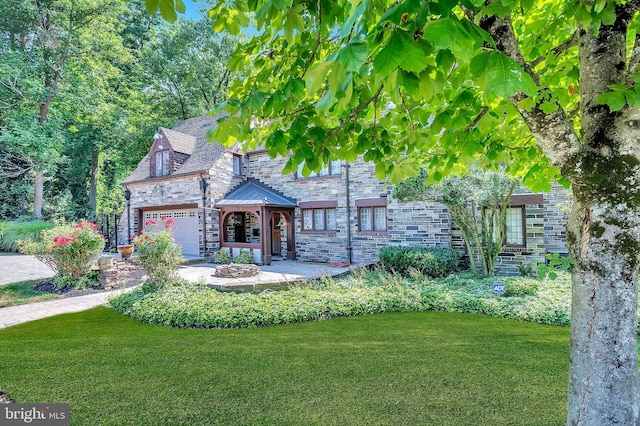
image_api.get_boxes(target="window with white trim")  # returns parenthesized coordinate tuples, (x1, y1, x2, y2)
(155, 150, 169, 176)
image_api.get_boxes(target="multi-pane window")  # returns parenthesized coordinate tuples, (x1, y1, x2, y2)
(297, 159, 341, 178)
(233, 154, 242, 175)
(359, 206, 387, 232)
(505, 207, 525, 246)
(302, 208, 336, 231)
(356, 198, 387, 232)
(155, 150, 169, 176)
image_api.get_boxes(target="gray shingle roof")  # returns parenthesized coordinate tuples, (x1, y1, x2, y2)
(216, 179, 297, 207)
(161, 128, 196, 154)
(122, 114, 231, 184)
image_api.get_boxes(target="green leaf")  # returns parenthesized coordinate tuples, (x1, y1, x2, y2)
(625, 90, 640, 107)
(374, 31, 429, 77)
(374, 32, 404, 77)
(596, 91, 626, 111)
(418, 71, 434, 101)
(601, 7, 616, 25)
(337, 42, 368, 73)
(146, 0, 160, 14)
(284, 4, 304, 44)
(305, 62, 331, 97)
(175, 0, 186, 14)
(159, 0, 178, 22)
(316, 91, 336, 110)
(472, 52, 537, 97)
(341, 1, 367, 38)
(539, 102, 558, 114)
(398, 32, 430, 74)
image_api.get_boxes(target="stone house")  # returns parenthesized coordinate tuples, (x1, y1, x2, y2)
(120, 115, 570, 275)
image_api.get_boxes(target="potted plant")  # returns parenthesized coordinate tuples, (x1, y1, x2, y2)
(117, 242, 134, 259)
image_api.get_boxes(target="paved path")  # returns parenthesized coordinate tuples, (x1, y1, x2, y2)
(0, 287, 135, 329)
(0, 255, 55, 285)
(0, 255, 354, 329)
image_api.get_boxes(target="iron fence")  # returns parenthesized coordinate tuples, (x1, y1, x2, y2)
(95, 212, 122, 251)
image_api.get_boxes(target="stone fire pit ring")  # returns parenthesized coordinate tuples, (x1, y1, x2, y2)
(214, 263, 261, 278)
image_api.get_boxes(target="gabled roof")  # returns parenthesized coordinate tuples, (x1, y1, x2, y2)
(161, 128, 196, 154)
(216, 179, 297, 208)
(122, 114, 235, 184)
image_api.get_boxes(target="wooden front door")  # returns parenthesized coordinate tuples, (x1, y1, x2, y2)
(271, 213, 281, 255)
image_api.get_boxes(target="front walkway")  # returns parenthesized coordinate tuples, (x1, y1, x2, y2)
(0, 254, 55, 285)
(0, 255, 355, 329)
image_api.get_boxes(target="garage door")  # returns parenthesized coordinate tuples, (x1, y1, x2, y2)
(143, 209, 199, 256)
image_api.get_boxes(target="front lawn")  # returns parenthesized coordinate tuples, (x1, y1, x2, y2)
(0, 280, 59, 307)
(0, 307, 569, 425)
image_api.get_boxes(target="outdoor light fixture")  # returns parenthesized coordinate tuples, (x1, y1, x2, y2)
(124, 187, 132, 244)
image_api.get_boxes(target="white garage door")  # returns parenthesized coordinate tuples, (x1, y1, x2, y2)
(143, 209, 199, 256)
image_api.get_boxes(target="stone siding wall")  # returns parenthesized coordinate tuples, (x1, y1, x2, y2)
(450, 185, 571, 276)
(119, 155, 243, 254)
(246, 152, 453, 265)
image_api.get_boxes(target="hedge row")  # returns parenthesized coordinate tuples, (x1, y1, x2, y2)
(109, 271, 584, 330)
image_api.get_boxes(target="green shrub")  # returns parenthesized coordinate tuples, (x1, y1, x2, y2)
(503, 279, 539, 297)
(19, 220, 104, 288)
(378, 246, 460, 277)
(517, 263, 535, 277)
(109, 271, 580, 331)
(132, 217, 183, 291)
(0, 221, 54, 252)
(214, 249, 232, 264)
(234, 249, 254, 264)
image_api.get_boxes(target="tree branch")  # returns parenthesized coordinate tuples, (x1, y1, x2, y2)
(466, 106, 489, 131)
(301, 0, 322, 79)
(531, 32, 578, 68)
(480, 14, 580, 175)
(328, 84, 384, 138)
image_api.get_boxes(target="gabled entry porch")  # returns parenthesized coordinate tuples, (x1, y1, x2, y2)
(215, 179, 297, 265)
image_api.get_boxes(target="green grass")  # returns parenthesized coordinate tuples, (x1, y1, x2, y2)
(0, 280, 59, 307)
(0, 307, 570, 425)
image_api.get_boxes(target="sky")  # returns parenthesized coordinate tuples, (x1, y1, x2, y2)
(182, 0, 207, 20)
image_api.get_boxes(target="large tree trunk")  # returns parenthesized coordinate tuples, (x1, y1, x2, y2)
(33, 170, 44, 219)
(88, 147, 99, 216)
(566, 198, 640, 425)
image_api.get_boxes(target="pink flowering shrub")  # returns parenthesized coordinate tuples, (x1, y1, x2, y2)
(19, 220, 105, 288)
(133, 217, 183, 291)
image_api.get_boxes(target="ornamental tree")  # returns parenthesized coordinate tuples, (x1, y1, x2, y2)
(154, 0, 640, 423)
(393, 169, 517, 276)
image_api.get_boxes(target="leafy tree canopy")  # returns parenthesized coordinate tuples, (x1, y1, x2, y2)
(200, 0, 596, 190)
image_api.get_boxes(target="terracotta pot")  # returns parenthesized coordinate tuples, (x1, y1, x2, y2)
(117, 244, 134, 259)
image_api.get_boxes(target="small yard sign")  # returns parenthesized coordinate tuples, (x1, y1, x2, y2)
(492, 281, 506, 296)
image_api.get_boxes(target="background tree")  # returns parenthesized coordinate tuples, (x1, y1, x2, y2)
(393, 169, 517, 276)
(0, 0, 126, 219)
(195, 0, 640, 423)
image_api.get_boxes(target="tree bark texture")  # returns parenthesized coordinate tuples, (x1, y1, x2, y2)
(89, 148, 99, 216)
(33, 170, 43, 219)
(484, 11, 640, 425)
(566, 200, 640, 425)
